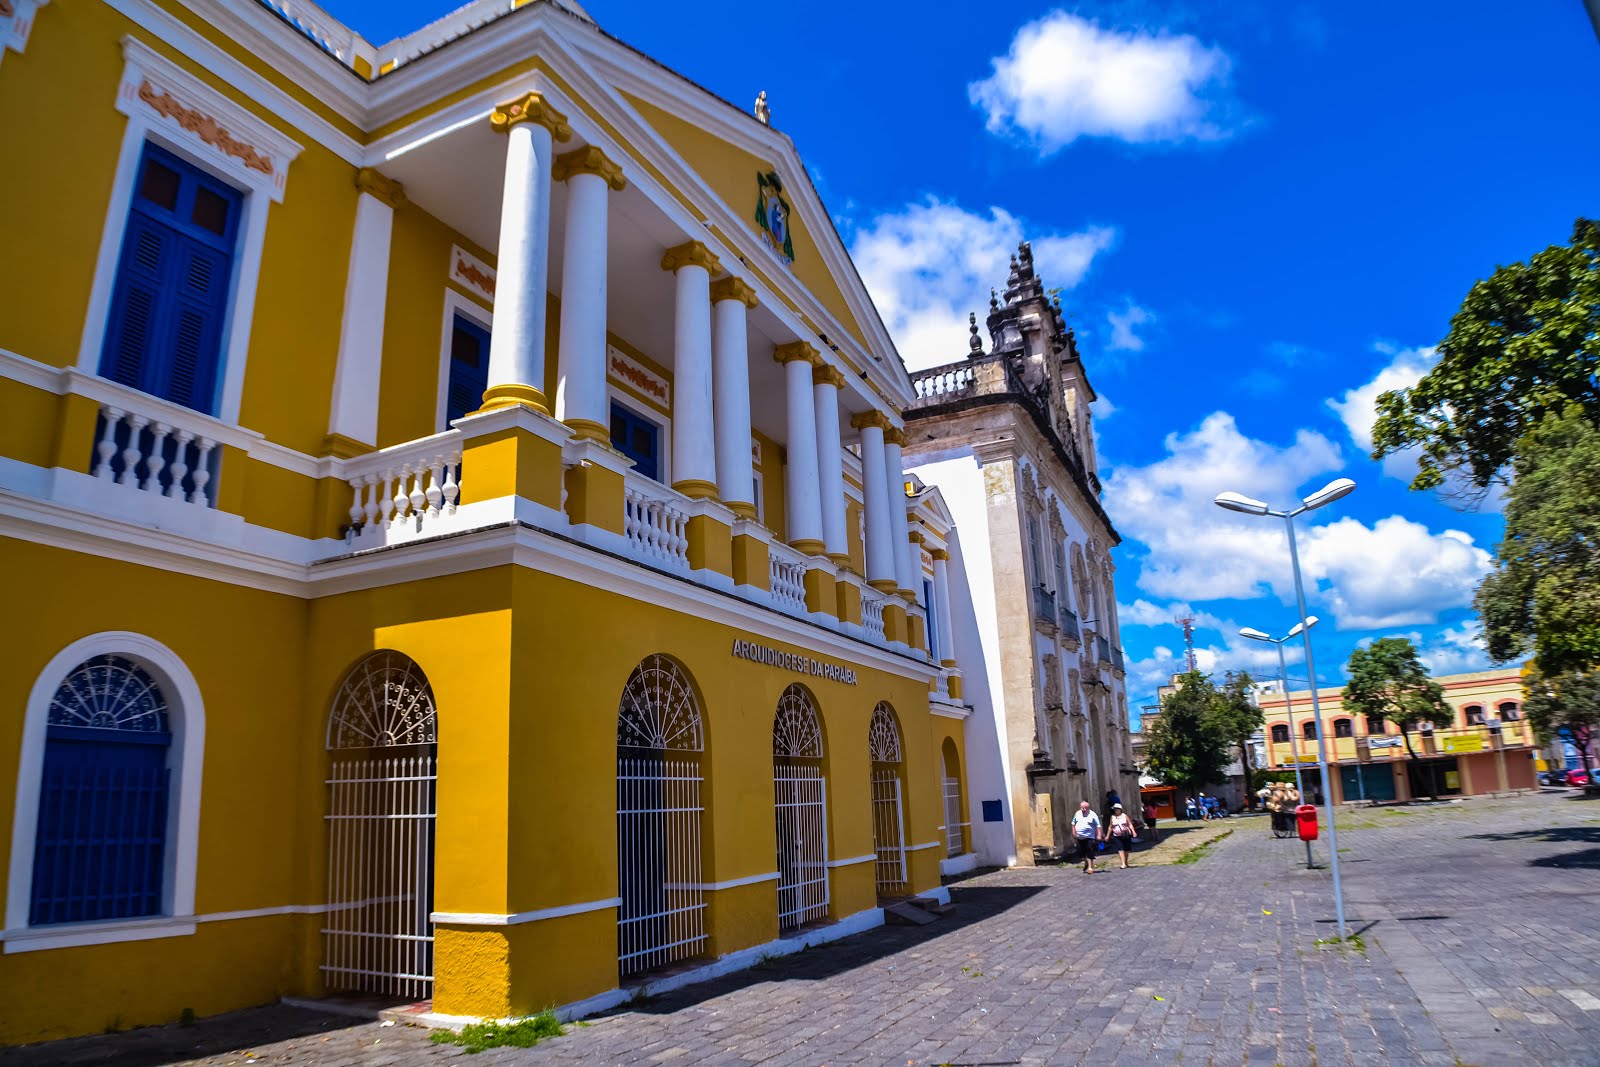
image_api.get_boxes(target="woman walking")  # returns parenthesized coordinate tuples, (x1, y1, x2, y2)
(1107, 803, 1136, 869)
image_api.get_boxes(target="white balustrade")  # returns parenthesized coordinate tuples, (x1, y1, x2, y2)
(767, 543, 808, 616)
(91, 403, 220, 507)
(861, 587, 887, 643)
(911, 364, 976, 400)
(344, 432, 463, 545)
(622, 476, 689, 569)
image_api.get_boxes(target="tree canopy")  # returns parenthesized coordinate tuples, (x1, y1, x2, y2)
(1475, 407, 1600, 677)
(1343, 638, 1454, 786)
(1143, 671, 1231, 796)
(1524, 666, 1600, 771)
(1371, 218, 1599, 494)
(1209, 671, 1263, 806)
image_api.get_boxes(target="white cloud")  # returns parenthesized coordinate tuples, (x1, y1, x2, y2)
(1104, 411, 1492, 629)
(969, 11, 1237, 154)
(850, 198, 1115, 370)
(1107, 303, 1154, 352)
(1414, 620, 1496, 676)
(1091, 395, 1117, 421)
(1326, 344, 1435, 481)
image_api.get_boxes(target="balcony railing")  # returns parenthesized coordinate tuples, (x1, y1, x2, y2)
(92, 402, 222, 509)
(1111, 646, 1125, 672)
(767, 539, 809, 616)
(1058, 606, 1080, 640)
(1096, 635, 1111, 664)
(1033, 584, 1056, 623)
(861, 585, 888, 643)
(344, 430, 464, 546)
(622, 473, 690, 571)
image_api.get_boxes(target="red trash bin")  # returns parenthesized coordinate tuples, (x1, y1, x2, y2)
(1295, 803, 1319, 841)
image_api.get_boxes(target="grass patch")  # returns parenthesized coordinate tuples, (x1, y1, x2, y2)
(1174, 829, 1232, 864)
(1313, 933, 1367, 954)
(429, 1011, 565, 1053)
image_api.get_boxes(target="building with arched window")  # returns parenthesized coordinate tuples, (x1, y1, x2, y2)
(0, 0, 999, 1043)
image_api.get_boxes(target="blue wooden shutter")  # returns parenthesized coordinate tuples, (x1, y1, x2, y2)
(102, 214, 172, 392)
(446, 313, 491, 425)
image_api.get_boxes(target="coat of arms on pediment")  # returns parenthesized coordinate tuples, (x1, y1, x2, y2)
(755, 170, 795, 264)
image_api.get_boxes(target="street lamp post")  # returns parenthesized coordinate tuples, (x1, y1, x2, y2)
(1216, 477, 1355, 940)
(1240, 617, 1320, 870)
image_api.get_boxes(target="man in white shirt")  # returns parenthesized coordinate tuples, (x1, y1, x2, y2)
(1071, 800, 1102, 873)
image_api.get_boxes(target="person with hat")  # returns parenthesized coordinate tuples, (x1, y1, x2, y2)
(1106, 802, 1136, 869)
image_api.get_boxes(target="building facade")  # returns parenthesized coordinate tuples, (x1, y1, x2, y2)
(902, 246, 1136, 866)
(0, 0, 990, 1042)
(1258, 669, 1537, 803)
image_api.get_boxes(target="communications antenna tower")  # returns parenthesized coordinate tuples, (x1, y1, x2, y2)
(1176, 615, 1197, 673)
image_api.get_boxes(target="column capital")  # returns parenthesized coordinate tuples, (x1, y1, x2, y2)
(660, 240, 721, 274)
(490, 91, 573, 141)
(812, 364, 846, 388)
(884, 427, 909, 447)
(709, 275, 759, 308)
(773, 341, 820, 367)
(908, 530, 926, 544)
(354, 167, 405, 208)
(930, 547, 950, 561)
(849, 410, 892, 431)
(552, 145, 626, 190)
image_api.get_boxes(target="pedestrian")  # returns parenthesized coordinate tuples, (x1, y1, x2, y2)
(1071, 800, 1102, 873)
(1106, 803, 1136, 869)
(1184, 796, 1197, 820)
(1198, 792, 1210, 820)
(1106, 788, 1121, 813)
(1142, 801, 1159, 843)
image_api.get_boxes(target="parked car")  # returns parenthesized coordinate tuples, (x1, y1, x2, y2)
(1541, 769, 1569, 786)
(1566, 767, 1592, 787)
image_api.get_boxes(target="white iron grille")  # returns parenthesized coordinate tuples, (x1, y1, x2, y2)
(322, 751, 436, 1000)
(870, 767, 908, 893)
(617, 753, 706, 977)
(774, 760, 829, 931)
(943, 776, 969, 857)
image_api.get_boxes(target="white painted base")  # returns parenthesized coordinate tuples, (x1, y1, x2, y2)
(916, 885, 952, 906)
(409, 905, 888, 1031)
(939, 852, 979, 877)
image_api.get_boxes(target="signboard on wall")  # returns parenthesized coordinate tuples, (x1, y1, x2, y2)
(1443, 735, 1485, 753)
(449, 245, 496, 304)
(607, 345, 670, 412)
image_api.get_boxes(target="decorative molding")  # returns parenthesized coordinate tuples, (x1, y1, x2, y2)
(812, 364, 846, 388)
(551, 145, 626, 190)
(449, 244, 497, 305)
(489, 90, 572, 140)
(607, 344, 670, 412)
(0, 0, 45, 64)
(849, 410, 893, 432)
(431, 897, 622, 927)
(354, 166, 405, 207)
(773, 341, 820, 367)
(709, 276, 758, 308)
(118, 36, 303, 203)
(884, 427, 909, 447)
(659, 240, 720, 275)
(825, 853, 876, 868)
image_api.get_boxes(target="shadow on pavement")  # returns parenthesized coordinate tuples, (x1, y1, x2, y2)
(1531, 848, 1600, 869)
(0, 1005, 362, 1067)
(1466, 826, 1600, 843)
(609, 883, 1045, 1017)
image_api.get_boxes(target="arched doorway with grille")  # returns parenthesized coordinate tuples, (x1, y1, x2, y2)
(773, 684, 828, 932)
(868, 701, 908, 897)
(616, 654, 706, 978)
(941, 738, 968, 858)
(322, 651, 438, 1001)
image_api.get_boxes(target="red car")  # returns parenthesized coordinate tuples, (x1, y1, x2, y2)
(1568, 767, 1593, 787)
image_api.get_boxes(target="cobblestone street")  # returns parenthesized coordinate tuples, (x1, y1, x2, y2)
(9, 792, 1600, 1067)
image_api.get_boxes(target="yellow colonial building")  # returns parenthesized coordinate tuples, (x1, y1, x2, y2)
(1258, 669, 1537, 803)
(0, 0, 982, 1042)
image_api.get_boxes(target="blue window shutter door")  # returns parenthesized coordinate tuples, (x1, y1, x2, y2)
(161, 242, 229, 410)
(30, 731, 171, 925)
(446, 314, 491, 425)
(609, 402, 660, 481)
(101, 214, 171, 392)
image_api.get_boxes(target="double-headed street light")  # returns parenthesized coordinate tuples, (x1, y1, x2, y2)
(1240, 617, 1319, 869)
(1216, 477, 1355, 939)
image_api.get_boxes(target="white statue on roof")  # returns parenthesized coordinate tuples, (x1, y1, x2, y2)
(754, 90, 770, 126)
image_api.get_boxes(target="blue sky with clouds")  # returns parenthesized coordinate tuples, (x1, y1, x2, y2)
(328, 0, 1598, 719)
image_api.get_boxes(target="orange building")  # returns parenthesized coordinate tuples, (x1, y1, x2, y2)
(1257, 668, 1536, 803)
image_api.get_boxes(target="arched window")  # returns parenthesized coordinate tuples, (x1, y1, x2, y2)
(617, 655, 706, 977)
(8, 633, 205, 947)
(1334, 719, 1354, 738)
(1498, 701, 1521, 722)
(941, 738, 967, 857)
(1271, 723, 1290, 743)
(773, 685, 827, 932)
(323, 651, 438, 1000)
(868, 702, 907, 894)
(1302, 720, 1317, 740)
(1464, 705, 1486, 727)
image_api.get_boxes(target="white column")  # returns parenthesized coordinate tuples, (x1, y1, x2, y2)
(776, 342, 824, 553)
(884, 428, 916, 597)
(484, 93, 569, 413)
(553, 147, 624, 442)
(710, 277, 758, 516)
(661, 241, 720, 497)
(813, 365, 848, 560)
(852, 413, 897, 589)
(326, 170, 402, 452)
(932, 548, 957, 667)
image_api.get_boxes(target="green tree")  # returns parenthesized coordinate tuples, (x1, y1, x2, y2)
(1144, 671, 1231, 801)
(1524, 667, 1600, 776)
(1474, 408, 1600, 677)
(1207, 671, 1263, 809)
(1342, 638, 1455, 799)
(1371, 218, 1599, 496)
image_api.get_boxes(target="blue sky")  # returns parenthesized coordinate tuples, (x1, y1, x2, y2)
(327, 0, 1598, 719)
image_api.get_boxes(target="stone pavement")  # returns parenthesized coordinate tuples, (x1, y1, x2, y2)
(7, 791, 1600, 1066)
